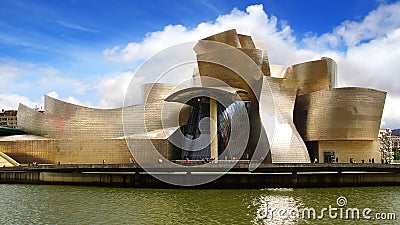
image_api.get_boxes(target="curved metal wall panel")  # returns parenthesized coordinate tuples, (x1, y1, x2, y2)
(193, 29, 241, 54)
(254, 40, 271, 77)
(197, 49, 263, 102)
(43, 95, 125, 139)
(237, 34, 256, 49)
(13, 92, 190, 163)
(284, 57, 337, 96)
(294, 87, 386, 141)
(260, 77, 310, 163)
(238, 48, 263, 67)
(17, 104, 48, 137)
(141, 83, 188, 103)
(18, 95, 190, 140)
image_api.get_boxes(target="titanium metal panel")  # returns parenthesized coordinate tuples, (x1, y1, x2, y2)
(294, 87, 386, 141)
(284, 57, 337, 96)
(141, 83, 188, 103)
(237, 34, 256, 49)
(13, 86, 191, 163)
(193, 29, 241, 54)
(260, 77, 310, 163)
(254, 40, 271, 77)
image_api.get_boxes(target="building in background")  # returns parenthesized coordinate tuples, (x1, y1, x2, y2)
(379, 129, 394, 163)
(393, 136, 400, 149)
(0, 110, 17, 128)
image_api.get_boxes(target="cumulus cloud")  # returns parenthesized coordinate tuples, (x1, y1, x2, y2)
(0, 58, 95, 110)
(103, 5, 308, 65)
(303, 2, 400, 49)
(0, 94, 41, 110)
(0, 58, 85, 95)
(96, 71, 140, 108)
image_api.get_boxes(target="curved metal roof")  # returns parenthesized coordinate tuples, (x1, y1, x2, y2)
(164, 86, 247, 106)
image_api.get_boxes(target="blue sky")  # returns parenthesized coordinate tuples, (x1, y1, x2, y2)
(1, 0, 400, 128)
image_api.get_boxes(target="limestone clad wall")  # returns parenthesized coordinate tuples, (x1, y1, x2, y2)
(318, 140, 380, 164)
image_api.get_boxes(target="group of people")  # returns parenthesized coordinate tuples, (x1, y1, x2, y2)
(201, 158, 215, 163)
(349, 157, 375, 163)
(28, 162, 38, 166)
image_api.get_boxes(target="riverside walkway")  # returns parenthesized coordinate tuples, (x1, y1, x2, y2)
(2, 162, 400, 188)
(1, 161, 400, 173)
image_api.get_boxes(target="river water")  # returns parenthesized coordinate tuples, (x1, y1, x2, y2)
(0, 184, 399, 224)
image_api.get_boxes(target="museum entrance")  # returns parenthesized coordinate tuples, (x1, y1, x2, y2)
(180, 97, 250, 160)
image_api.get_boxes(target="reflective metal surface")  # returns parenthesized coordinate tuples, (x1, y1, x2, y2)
(261, 77, 310, 163)
(284, 57, 337, 96)
(294, 87, 386, 141)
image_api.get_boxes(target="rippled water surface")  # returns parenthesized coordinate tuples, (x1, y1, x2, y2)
(0, 184, 399, 224)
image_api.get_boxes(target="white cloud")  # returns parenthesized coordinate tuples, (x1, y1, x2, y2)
(337, 2, 400, 46)
(0, 62, 19, 84)
(303, 2, 400, 48)
(96, 71, 140, 108)
(0, 58, 93, 95)
(102, 4, 343, 67)
(338, 28, 400, 91)
(103, 5, 303, 64)
(0, 94, 41, 110)
(0, 58, 96, 111)
(381, 94, 400, 129)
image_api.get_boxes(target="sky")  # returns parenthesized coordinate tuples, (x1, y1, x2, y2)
(0, 0, 399, 128)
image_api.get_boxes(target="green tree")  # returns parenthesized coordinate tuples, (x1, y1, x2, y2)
(394, 148, 400, 160)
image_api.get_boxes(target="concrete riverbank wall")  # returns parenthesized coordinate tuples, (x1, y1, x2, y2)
(1, 163, 400, 188)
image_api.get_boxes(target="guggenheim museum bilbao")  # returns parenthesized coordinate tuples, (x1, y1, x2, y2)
(0, 29, 386, 166)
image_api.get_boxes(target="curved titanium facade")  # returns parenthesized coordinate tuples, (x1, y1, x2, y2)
(165, 86, 246, 106)
(4, 90, 190, 164)
(141, 83, 187, 103)
(19, 95, 126, 139)
(284, 57, 337, 96)
(195, 30, 269, 161)
(18, 95, 190, 139)
(196, 47, 263, 101)
(238, 34, 256, 49)
(193, 29, 240, 55)
(294, 87, 386, 141)
(254, 40, 271, 77)
(260, 77, 310, 163)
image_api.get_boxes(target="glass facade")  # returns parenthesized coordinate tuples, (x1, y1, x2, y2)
(180, 98, 249, 160)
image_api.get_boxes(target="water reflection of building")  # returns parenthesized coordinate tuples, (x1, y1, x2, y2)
(0, 29, 387, 165)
